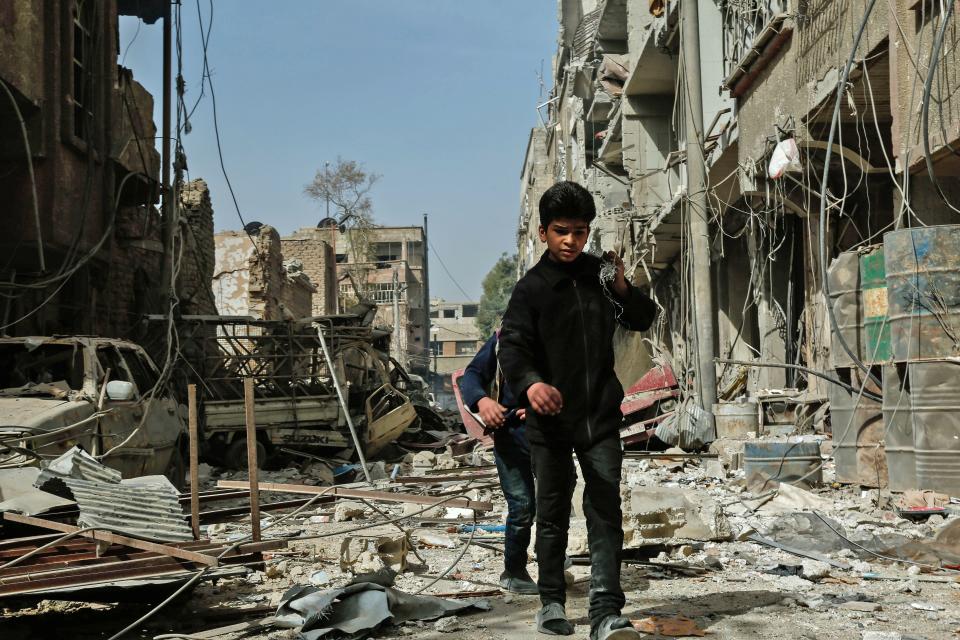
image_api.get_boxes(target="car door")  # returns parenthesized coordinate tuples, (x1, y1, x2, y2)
(94, 345, 149, 478)
(118, 347, 184, 477)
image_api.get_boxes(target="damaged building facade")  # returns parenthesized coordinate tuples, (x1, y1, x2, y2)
(281, 225, 431, 375)
(0, 1, 215, 340)
(523, 0, 960, 493)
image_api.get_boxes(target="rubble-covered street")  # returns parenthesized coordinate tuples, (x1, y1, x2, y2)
(6, 440, 960, 640)
(6, 1, 960, 639)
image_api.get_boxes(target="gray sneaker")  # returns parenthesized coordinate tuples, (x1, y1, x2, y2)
(536, 602, 575, 636)
(499, 569, 538, 594)
(590, 615, 641, 640)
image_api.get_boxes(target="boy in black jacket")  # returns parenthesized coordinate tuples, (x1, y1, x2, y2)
(499, 181, 657, 640)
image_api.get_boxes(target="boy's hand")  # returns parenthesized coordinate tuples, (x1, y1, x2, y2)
(528, 382, 563, 415)
(517, 408, 527, 421)
(604, 250, 628, 298)
(477, 397, 507, 429)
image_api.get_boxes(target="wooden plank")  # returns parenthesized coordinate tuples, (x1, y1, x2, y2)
(244, 378, 261, 542)
(1, 513, 219, 567)
(215, 480, 493, 511)
(189, 383, 201, 540)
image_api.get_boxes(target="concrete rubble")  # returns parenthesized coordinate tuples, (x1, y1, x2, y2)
(5, 434, 960, 640)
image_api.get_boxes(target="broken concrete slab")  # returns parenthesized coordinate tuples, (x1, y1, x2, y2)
(628, 486, 732, 544)
(340, 535, 410, 574)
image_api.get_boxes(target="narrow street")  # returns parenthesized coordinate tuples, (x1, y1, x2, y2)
(4, 2, 960, 640)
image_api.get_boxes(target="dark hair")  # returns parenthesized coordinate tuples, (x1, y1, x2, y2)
(538, 180, 596, 229)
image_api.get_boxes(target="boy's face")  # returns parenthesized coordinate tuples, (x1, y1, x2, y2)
(540, 217, 590, 263)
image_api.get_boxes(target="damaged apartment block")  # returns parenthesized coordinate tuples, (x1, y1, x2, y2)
(523, 0, 960, 494)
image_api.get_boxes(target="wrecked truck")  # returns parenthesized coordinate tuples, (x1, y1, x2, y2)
(0, 336, 187, 483)
(163, 311, 417, 468)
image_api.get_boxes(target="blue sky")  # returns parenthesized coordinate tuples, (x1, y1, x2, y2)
(119, 1, 557, 301)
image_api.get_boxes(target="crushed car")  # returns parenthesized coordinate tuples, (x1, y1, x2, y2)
(0, 336, 187, 484)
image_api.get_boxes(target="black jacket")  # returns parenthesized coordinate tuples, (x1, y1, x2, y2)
(499, 251, 657, 447)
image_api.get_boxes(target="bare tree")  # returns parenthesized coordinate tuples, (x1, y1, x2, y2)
(304, 158, 381, 304)
(304, 157, 380, 228)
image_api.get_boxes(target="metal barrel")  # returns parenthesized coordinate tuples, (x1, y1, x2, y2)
(743, 441, 823, 489)
(907, 359, 960, 495)
(827, 367, 886, 487)
(882, 363, 916, 491)
(884, 225, 960, 361)
(827, 250, 863, 368)
(860, 245, 891, 364)
(712, 402, 759, 439)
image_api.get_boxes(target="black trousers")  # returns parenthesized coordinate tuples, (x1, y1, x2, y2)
(530, 433, 625, 624)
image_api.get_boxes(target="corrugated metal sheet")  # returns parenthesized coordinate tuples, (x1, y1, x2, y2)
(35, 447, 193, 542)
(59, 476, 194, 542)
(36, 446, 120, 485)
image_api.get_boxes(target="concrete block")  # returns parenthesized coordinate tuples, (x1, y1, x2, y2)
(629, 486, 732, 542)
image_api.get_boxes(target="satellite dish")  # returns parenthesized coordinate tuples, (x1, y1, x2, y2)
(317, 217, 338, 229)
(244, 221, 264, 235)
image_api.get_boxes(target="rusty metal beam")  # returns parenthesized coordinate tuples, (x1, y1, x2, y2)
(216, 480, 493, 511)
(189, 384, 201, 539)
(2, 513, 220, 567)
(244, 378, 262, 542)
(393, 473, 498, 484)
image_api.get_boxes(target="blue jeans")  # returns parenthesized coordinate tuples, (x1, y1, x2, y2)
(492, 422, 535, 574)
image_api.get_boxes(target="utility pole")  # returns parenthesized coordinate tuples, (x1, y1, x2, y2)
(681, 0, 718, 420)
(159, 1, 175, 306)
(392, 267, 403, 368)
(422, 214, 431, 376)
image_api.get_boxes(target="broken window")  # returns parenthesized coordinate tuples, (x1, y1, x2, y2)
(373, 242, 402, 262)
(0, 344, 84, 390)
(119, 348, 159, 395)
(96, 346, 132, 385)
(461, 304, 478, 318)
(69, 0, 98, 143)
(442, 309, 456, 319)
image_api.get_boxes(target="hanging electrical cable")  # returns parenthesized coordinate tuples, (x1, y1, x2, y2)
(920, 0, 960, 215)
(817, 0, 882, 388)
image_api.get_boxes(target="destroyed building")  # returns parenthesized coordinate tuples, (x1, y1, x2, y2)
(213, 226, 317, 321)
(522, 0, 960, 493)
(0, 1, 215, 339)
(283, 224, 431, 375)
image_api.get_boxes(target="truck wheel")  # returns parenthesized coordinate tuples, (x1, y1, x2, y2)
(164, 446, 187, 490)
(225, 437, 267, 470)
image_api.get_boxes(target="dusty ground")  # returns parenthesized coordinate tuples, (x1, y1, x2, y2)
(4, 447, 960, 640)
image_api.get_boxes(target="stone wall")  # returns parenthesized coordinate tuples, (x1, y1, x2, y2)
(215, 225, 314, 321)
(178, 179, 217, 317)
(281, 229, 338, 316)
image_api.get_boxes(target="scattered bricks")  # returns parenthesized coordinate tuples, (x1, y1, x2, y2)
(412, 451, 437, 469)
(709, 438, 746, 470)
(433, 616, 460, 633)
(800, 560, 832, 582)
(334, 501, 366, 522)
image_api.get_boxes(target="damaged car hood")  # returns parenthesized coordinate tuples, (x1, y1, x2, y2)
(0, 397, 94, 432)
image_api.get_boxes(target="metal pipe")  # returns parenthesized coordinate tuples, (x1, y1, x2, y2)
(681, 0, 718, 420)
(159, 2, 175, 300)
(714, 358, 882, 402)
(316, 326, 373, 485)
